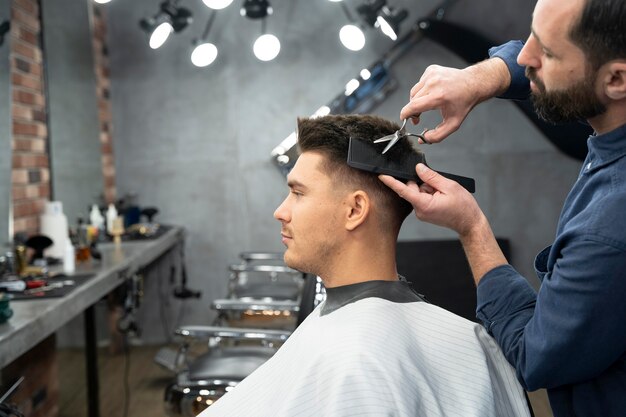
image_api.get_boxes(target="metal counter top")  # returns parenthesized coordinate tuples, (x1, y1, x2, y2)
(0, 226, 185, 369)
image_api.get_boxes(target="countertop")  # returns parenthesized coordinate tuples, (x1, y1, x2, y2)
(0, 226, 185, 369)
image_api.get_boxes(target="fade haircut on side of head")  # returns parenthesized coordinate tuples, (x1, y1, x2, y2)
(296, 114, 421, 232)
(569, 0, 626, 71)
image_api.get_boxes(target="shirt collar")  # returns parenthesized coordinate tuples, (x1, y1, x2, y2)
(587, 123, 626, 168)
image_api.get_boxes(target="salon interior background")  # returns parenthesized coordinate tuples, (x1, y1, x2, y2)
(1, 0, 582, 344)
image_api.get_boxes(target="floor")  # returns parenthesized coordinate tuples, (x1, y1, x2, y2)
(57, 345, 174, 417)
(57, 344, 554, 417)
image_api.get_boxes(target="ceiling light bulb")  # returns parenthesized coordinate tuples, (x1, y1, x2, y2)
(345, 78, 360, 96)
(149, 22, 173, 49)
(376, 15, 397, 41)
(339, 24, 365, 51)
(313, 106, 331, 117)
(360, 68, 371, 80)
(253, 34, 280, 61)
(202, 0, 233, 10)
(191, 42, 218, 67)
(93, 0, 112, 4)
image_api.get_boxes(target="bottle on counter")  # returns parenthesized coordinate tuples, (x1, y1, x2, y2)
(75, 218, 90, 263)
(90, 204, 105, 232)
(63, 239, 75, 273)
(106, 204, 118, 235)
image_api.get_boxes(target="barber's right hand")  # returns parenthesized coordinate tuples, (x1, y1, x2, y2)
(379, 164, 484, 236)
(400, 65, 483, 144)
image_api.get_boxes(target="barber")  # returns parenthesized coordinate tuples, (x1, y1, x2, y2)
(380, 0, 626, 416)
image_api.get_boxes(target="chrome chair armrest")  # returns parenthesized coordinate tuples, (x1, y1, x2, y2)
(175, 325, 291, 342)
(211, 298, 300, 312)
(239, 252, 285, 262)
(228, 263, 301, 274)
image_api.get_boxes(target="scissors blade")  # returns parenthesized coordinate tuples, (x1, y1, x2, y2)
(381, 137, 400, 154)
(373, 133, 397, 144)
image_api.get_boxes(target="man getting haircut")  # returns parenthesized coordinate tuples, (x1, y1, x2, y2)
(198, 114, 531, 417)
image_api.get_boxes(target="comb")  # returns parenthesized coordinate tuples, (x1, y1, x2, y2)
(347, 137, 475, 193)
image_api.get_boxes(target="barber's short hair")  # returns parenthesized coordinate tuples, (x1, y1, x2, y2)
(570, 0, 626, 70)
(296, 114, 420, 232)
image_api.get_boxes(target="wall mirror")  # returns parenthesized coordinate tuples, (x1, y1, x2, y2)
(42, 0, 103, 226)
(0, 0, 12, 247)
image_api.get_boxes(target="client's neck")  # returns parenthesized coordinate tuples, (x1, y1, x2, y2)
(320, 236, 398, 288)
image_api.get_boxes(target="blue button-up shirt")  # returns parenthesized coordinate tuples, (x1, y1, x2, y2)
(477, 41, 626, 417)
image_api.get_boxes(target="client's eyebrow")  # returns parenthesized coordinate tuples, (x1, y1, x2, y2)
(287, 179, 308, 191)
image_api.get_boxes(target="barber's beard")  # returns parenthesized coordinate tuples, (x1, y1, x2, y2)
(526, 67, 606, 124)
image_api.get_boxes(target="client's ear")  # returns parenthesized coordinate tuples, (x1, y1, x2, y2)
(344, 190, 370, 231)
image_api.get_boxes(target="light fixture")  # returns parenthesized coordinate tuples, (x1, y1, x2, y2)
(344, 78, 360, 96)
(253, 33, 280, 61)
(339, 25, 365, 51)
(191, 11, 218, 67)
(202, 0, 233, 10)
(356, 0, 385, 27)
(93, 0, 112, 4)
(139, 1, 193, 49)
(149, 22, 174, 49)
(240, 0, 273, 19)
(250, 10, 280, 62)
(335, 1, 365, 51)
(375, 6, 407, 41)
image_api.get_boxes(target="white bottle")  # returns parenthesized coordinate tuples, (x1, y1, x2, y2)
(40, 201, 69, 259)
(90, 204, 104, 231)
(63, 239, 75, 273)
(106, 204, 118, 235)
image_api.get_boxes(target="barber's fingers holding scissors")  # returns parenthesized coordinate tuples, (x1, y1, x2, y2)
(379, 164, 484, 237)
(400, 65, 483, 145)
(400, 60, 511, 145)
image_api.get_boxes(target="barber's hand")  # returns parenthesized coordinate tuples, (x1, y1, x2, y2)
(400, 65, 479, 144)
(400, 60, 511, 144)
(379, 164, 484, 237)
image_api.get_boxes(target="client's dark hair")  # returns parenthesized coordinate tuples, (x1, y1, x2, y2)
(297, 114, 421, 232)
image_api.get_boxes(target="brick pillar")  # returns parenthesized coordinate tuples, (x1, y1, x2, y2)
(10, 0, 49, 236)
(92, 4, 116, 204)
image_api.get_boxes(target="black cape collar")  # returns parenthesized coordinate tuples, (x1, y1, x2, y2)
(321, 277, 427, 316)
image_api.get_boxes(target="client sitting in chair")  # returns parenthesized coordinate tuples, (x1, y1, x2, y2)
(198, 115, 531, 417)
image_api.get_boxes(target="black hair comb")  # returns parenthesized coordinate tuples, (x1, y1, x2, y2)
(347, 137, 475, 193)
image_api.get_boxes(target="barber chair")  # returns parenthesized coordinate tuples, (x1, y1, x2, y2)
(214, 263, 303, 328)
(226, 252, 301, 300)
(163, 273, 323, 417)
(211, 252, 305, 329)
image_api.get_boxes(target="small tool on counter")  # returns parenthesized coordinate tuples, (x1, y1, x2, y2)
(347, 136, 475, 193)
(24, 279, 75, 295)
(373, 119, 432, 154)
(0, 280, 26, 292)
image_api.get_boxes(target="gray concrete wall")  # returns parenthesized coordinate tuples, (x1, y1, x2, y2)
(106, 0, 582, 339)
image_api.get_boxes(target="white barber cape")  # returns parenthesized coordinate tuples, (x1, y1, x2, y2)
(199, 286, 531, 417)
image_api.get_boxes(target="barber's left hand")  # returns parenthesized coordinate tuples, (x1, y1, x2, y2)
(379, 163, 484, 237)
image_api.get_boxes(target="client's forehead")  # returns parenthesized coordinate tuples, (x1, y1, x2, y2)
(288, 152, 333, 188)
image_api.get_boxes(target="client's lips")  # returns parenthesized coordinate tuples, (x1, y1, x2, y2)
(280, 232, 292, 244)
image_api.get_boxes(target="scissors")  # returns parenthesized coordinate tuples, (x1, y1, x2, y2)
(373, 119, 431, 154)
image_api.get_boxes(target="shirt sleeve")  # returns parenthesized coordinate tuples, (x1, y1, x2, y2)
(476, 238, 626, 391)
(488, 40, 530, 100)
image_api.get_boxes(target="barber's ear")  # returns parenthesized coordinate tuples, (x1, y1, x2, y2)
(344, 190, 370, 231)
(603, 60, 626, 100)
